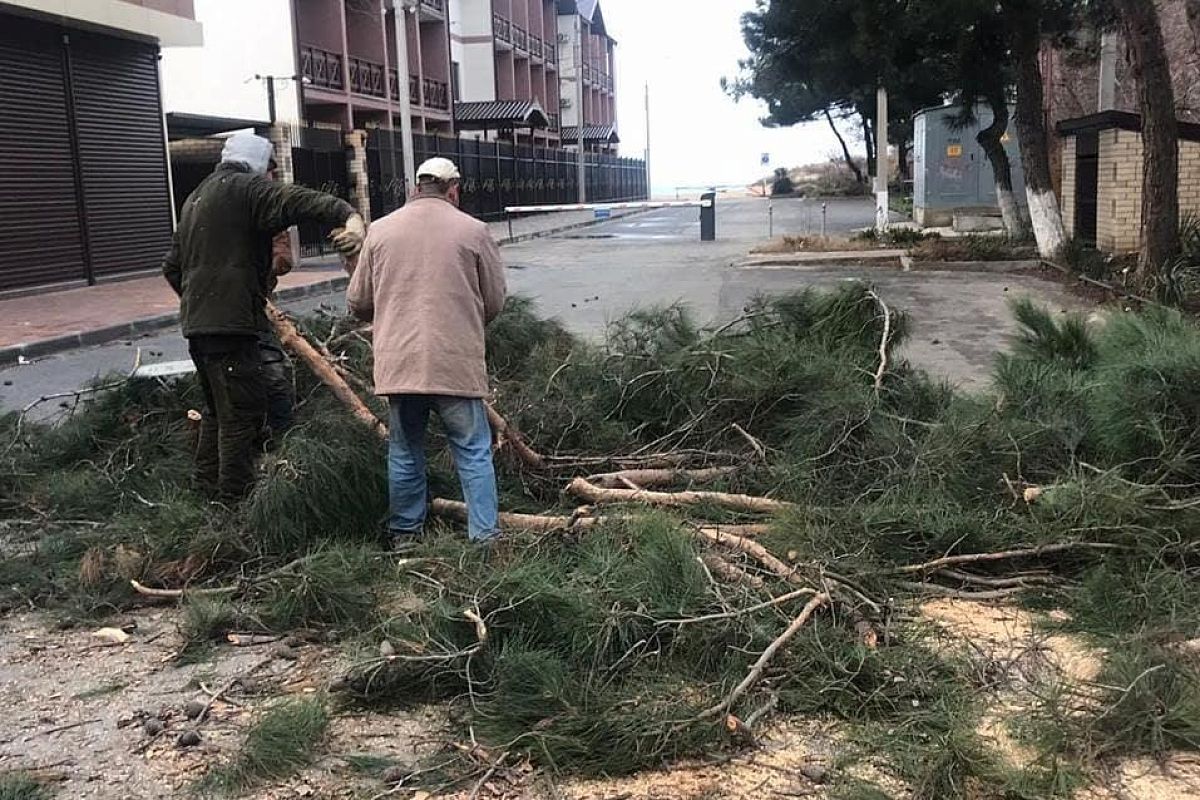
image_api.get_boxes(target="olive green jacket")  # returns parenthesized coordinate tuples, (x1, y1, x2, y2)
(163, 163, 354, 337)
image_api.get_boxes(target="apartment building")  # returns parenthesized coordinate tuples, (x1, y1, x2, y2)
(446, 0, 616, 150)
(450, 0, 561, 145)
(0, 0, 202, 293)
(164, 0, 618, 148)
(296, 0, 453, 135)
(556, 0, 617, 152)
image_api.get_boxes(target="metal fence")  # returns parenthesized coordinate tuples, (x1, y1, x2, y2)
(290, 126, 351, 256)
(172, 125, 646, 258)
(366, 129, 647, 221)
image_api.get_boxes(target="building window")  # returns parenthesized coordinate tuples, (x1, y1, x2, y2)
(452, 60, 461, 102)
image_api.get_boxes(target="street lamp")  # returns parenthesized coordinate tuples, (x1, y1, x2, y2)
(254, 73, 301, 124)
(391, 0, 419, 193)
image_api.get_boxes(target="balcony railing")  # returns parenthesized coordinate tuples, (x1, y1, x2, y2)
(388, 69, 422, 105)
(529, 34, 543, 59)
(348, 56, 386, 98)
(493, 14, 511, 43)
(544, 41, 557, 64)
(512, 25, 527, 52)
(300, 45, 344, 91)
(419, 0, 444, 13)
(423, 77, 449, 110)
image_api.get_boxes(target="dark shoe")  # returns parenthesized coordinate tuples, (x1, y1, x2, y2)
(388, 529, 424, 553)
(474, 532, 503, 564)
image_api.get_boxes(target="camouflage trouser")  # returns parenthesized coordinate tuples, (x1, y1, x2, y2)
(258, 332, 295, 436)
(190, 336, 267, 501)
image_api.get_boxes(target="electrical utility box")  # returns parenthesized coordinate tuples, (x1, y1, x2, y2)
(912, 103, 1027, 228)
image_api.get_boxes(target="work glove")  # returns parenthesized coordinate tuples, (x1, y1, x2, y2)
(331, 213, 366, 257)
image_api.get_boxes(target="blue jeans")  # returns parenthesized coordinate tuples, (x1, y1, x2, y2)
(387, 395, 499, 542)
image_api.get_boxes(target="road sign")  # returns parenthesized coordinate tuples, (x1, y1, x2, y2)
(593, 208, 612, 219)
(761, 152, 771, 166)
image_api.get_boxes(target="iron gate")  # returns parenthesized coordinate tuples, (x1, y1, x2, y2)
(291, 126, 350, 256)
(365, 128, 405, 220)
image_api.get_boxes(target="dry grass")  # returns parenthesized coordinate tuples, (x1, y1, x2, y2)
(751, 234, 893, 254)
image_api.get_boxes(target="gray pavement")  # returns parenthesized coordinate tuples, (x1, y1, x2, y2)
(0, 196, 1085, 418)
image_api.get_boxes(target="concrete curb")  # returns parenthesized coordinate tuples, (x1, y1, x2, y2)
(496, 207, 647, 245)
(905, 259, 1042, 274)
(738, 250, 906, 269)
(0, 275, 350, 368)
(0, 209, 642, 367)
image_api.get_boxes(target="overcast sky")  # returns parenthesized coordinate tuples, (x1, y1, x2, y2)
(161, 0, 852, 194)
(602, 0, 851, 193)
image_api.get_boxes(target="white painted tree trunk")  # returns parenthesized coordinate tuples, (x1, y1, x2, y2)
(996, 185, 1027, 239)
(1026, 186, 1066, 258)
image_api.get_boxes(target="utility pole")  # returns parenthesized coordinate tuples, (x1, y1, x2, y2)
(379, 0, 398, 202)
(643, 81, 651, 200)
(392, 0, 418, 194)
(575, 12, 586, 203)
(265, 76, 276, 123)
(875, 84, 889, 233)
(255, 74, 298, 124)
(1098, 31, 1118, 111)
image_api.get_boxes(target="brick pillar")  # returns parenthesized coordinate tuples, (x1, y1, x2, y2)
(268, 123, 296, 186)
(345, 130, 372, 222)
(268, 123, 301, 262)
(1060, 136, 1077, 237)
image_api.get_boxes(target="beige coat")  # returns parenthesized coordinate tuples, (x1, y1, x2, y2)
(347, 197, 506, 398)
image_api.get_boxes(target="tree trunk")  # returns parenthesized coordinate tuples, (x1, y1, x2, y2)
(824, 108, 865, 184)
(1186, 0, 1200, 53)
(976, 98, 1026, 238)
(1115, 0, 1180, 276)
(861, 110, 876, 181)
(1012, 32, 1067, 258)
(898, 140, 912, 182)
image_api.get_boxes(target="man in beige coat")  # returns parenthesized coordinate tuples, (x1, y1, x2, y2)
(347, 157, 507, 545)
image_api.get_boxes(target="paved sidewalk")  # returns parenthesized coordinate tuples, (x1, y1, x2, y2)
(0, 208, 634, 365)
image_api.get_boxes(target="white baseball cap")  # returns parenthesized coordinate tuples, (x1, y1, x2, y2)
(416, 157, 461, 181)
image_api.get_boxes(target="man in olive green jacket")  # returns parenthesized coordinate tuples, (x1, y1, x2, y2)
(163, 132, 365, 501)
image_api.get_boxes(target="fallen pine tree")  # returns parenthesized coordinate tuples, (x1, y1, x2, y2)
(3, 286, 1200, 797)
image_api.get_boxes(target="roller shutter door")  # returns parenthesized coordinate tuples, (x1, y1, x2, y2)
(69, 30, 173, 280)
(0, 13, 172, 293)
(0, 16, 87, 292)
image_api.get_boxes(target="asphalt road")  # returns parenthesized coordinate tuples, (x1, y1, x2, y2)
(0, 197, 1084, 419)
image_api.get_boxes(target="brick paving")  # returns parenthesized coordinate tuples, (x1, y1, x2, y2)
(0, 208, 631, 355)
(0, 262, 347, 351)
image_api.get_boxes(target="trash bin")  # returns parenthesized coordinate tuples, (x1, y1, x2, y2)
(700, 191, 716, 242)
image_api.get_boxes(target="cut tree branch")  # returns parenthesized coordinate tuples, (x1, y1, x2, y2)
(270, 301, 547, 469)
(567, 476, 793, 514)
(431, 498, 600, 532)
(658, 587, 817, 626)
(129, 580, 238, 599)
(586, 466, 739, 489)
(268, 302, 387, 438)
(701, 554, 766, 590)
(867, 290, 891, 392)
(698, 592, 828, 720)
(891, 542, 1121, 576)
(431, 498, 770, 540)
